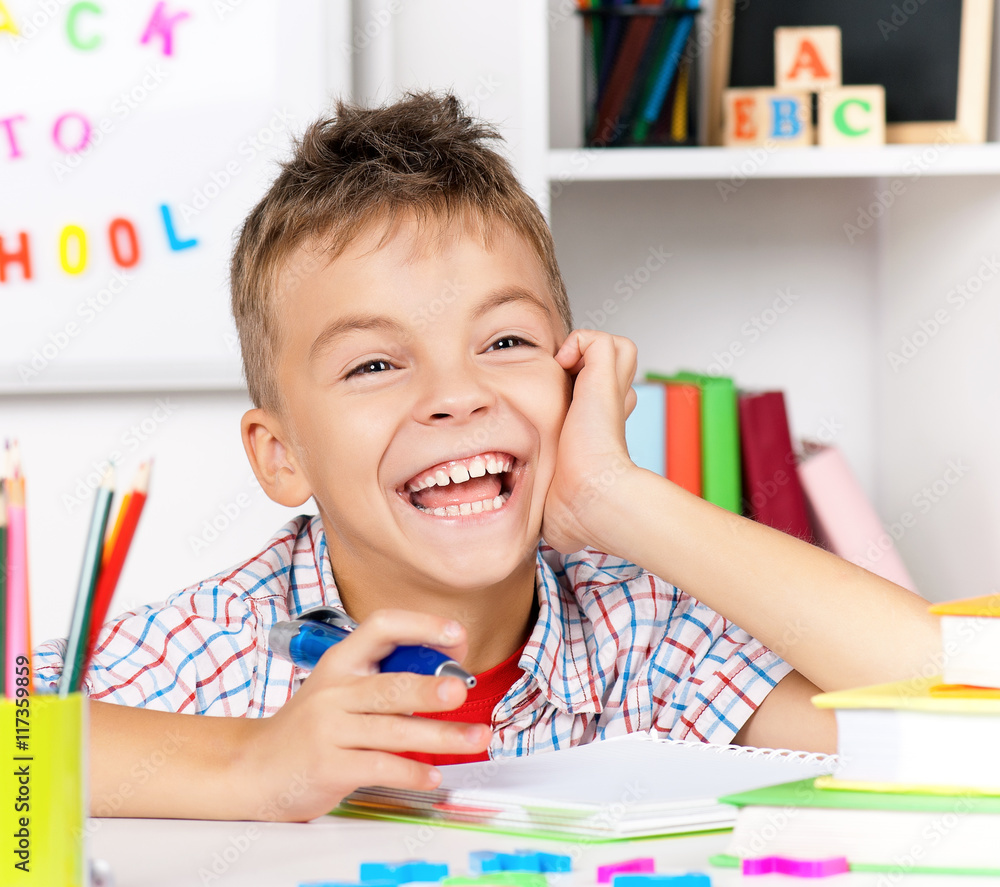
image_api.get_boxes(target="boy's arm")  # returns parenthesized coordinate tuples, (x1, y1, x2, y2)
(88, 610, 490, 821)
(543, 330, 941, 745)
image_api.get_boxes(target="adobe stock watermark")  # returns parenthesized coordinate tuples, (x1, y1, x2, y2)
(340, 0, 402, 56)
(7, 0, 73, 52)
(52, 65, 170, 181)
(61, 398, 179, 513)
(188, 472, 267, 555)
(843, 128, 961, 243)
(878, 0, 929, 40)
(706, 287, 800, 375)
(717, 140, 779, 202)
(176, 110, 297, 224)
(886, 253, 1000, 371)
(581, 246, 671, 329)
(17, 269, 133, 382)
(859, 457, 971, 572)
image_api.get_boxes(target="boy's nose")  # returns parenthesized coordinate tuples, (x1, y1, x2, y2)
(413, 361, 497, 424)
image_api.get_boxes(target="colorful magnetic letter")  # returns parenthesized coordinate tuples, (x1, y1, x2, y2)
(160, 204, 198, 251)
(612, 875, 710, 887)
(0, 232, 32, 282)
(140, 1, 191, 56)
(742, 855, 849, 877)
(597, 858, 656, 884)
(359, 860, 449, 885)
(67, 2, 104, 51)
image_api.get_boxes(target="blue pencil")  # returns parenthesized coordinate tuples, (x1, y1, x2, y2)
(637, 0, 698, 133)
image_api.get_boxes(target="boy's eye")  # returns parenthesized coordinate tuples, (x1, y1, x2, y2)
(346, 358, 393, 378)
(488, 335, 533, 351)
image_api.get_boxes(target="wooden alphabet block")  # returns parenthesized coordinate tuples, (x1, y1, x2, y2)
(818, 86, 886, 146)
(775, 26, 842, 91)
(722, 88, 813, 147)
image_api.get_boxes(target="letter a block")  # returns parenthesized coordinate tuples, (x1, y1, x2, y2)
(818, 86, 886, 146)
(775, 26, 842, 91)
(722, 88, 812, 147)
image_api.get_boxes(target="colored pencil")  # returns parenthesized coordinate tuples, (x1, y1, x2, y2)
(84, 461, 151, 666)
(5, 447, 28, 698)
(59, 465, 115, 696)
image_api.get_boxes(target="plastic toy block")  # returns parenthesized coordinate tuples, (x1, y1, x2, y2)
(443, 873, 547, 887)
(742, 855, 849, 877)
(359, 860, 450, 884)
(612, 874, 710, 887)
(597, 857, 656, 883)
(469, 850, 572, 875)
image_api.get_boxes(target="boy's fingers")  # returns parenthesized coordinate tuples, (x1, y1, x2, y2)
(342, 672, 470, 716)
(309, 608, 469, 679)
(341, 711, 492, 755)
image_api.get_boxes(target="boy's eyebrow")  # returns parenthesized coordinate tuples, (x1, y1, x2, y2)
(309, 315, 406, 363)
(471, 286, 554, 322)
(309, 286, 553, 362)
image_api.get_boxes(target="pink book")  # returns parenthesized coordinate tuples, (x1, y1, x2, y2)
(796, 441, 918, 592)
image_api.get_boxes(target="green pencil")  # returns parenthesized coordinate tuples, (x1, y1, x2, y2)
(59, 465, 115, 696)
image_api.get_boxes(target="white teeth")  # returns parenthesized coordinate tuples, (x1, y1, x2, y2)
(446, 505, 461, 516)
(471, 499, 484, 513)
(434, 469, 450, 487)
(492, 495, 503, 509)
(405, 452, 515, 492)
(459, 502, 472, 515)
(468, 457, 486, 478)
(481, 497, 494, 512)
(449, 464, 470, 484)
(415, 492, 510, 517)
(486, 456, 499, 474)
(433, 507, 447, 516)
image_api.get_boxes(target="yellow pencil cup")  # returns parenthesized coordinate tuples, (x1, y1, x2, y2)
(1, 691, 87, 886)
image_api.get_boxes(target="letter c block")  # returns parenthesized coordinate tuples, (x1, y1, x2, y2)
(818, 86, 886, 146)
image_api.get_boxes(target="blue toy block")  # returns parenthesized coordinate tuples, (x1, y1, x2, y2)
(469, 851, 503, 874)
(360, 860, 450, 884)
(536, 852, 572, 873)
(497, 851, 543, 872)
(612, 874, 710, 887)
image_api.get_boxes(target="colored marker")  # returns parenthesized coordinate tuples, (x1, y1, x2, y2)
(269, 619, 476, 687)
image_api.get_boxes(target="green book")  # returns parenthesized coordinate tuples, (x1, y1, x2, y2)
(646, 371, 741, 513)
(709, 778, 1000, 876)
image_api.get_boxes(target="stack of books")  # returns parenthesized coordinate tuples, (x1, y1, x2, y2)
(710, 594, 1000, 876)
(626, 372, 918, 589)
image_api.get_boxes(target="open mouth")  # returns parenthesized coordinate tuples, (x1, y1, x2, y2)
(400, 451, 518, 517)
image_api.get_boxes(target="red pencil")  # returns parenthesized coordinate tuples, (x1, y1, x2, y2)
(84, 462, 151, 663)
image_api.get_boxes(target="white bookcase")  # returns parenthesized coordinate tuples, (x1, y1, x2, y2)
(357, 0, 1000, 601)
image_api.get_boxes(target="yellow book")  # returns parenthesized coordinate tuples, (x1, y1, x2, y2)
(926, 594, 1000, 689)
(812, 676, 1000, 794)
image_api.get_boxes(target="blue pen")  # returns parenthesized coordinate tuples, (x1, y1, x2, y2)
(269, 617, 476, 688)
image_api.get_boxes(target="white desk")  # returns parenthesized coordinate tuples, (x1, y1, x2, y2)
(90, 816, 995, 887)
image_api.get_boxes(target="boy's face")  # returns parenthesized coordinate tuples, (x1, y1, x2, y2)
(270, 213, 572, 593)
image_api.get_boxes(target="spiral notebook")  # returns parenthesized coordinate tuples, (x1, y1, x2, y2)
(336, 733, 837, 841)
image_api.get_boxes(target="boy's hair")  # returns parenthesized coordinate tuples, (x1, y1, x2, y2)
(230, 90, 573, 413)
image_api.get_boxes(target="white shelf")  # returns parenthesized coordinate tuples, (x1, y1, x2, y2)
(547, 143, 1000, 182)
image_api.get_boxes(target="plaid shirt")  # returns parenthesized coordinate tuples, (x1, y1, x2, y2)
(34, 515, 791, 754)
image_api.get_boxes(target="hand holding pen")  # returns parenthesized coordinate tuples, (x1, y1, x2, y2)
(240, 608, 490, 822)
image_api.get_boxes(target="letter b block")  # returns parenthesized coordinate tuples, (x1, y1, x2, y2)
(775, 26, 842, 91)
(722, 88, 812, 147)
(818, 86, 886, 146)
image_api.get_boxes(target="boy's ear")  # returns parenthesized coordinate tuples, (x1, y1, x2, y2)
(241, 408, 313, 507)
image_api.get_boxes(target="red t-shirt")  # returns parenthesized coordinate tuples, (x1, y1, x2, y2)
(398, 642, 526, 766)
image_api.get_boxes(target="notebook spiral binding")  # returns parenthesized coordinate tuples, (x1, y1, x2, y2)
(655, 735, 839, 767)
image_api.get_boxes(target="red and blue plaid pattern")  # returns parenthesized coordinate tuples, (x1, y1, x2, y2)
(34, 515, 790, 752)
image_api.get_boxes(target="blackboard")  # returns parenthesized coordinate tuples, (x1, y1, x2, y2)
(707, 0, 993, 144)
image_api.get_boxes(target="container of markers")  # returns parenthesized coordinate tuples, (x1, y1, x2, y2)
(578, 3, 702, 147)
(1, 679, 87, 886)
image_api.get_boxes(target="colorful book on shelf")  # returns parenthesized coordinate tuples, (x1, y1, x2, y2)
(736, 390, 814, 542)
(673, 371, 740, 513)
(928, 593, 1000, 689)
(335, 732, 835, 841)
(811, 675, 1000, 795)
(795, 440, 917, 591)
(645, 373, 700, 496)
(624, 382, 666, 476)
(711, 778, 1000, 876)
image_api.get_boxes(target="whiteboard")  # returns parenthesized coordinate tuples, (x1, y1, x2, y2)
(0, 0, 333, 393)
